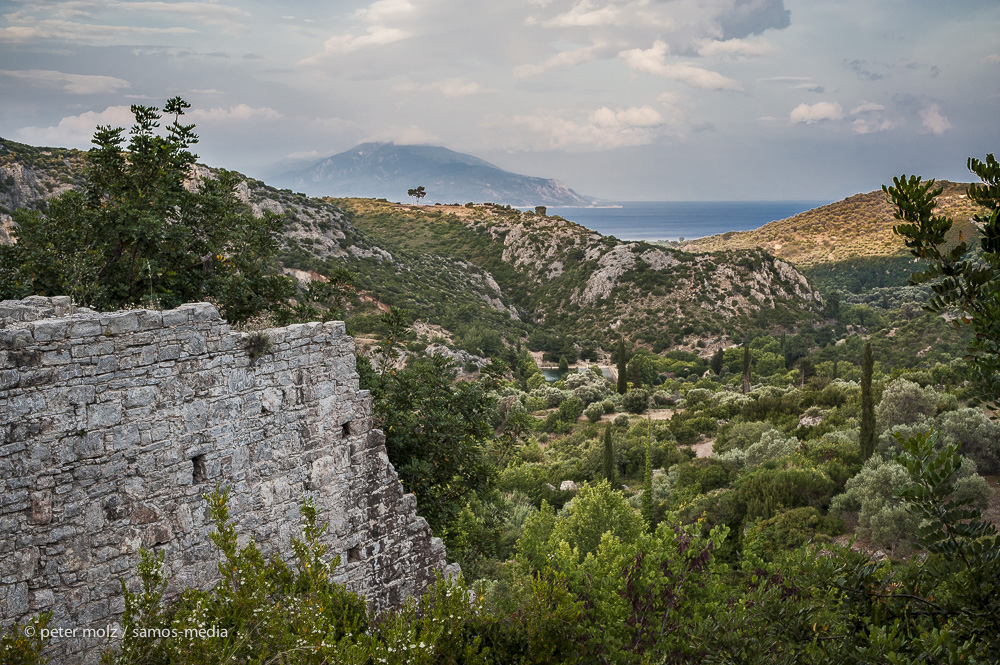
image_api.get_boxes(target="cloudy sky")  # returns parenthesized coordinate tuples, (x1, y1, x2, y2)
(1, 0, 998, 200)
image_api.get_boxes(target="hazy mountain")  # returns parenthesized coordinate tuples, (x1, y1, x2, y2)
(271, 142, 592, 206)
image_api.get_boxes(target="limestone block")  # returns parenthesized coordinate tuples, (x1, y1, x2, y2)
(68, 320, 103, 339)
(30, 491, 52, 525)
(31, 319, 69, 342)
(86, 403, 121, 429)
(102, 312, 139, 335)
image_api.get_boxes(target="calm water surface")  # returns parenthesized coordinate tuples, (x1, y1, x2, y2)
(542, 201, 830, 241)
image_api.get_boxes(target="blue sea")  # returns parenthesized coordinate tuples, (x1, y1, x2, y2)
(541, 201, 831, 242)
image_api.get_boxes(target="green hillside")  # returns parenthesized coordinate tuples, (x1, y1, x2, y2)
(333, 199, 822, 349)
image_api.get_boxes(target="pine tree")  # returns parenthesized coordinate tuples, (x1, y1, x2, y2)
(860, 341, 876, 460)
(602, 424, 616, 485)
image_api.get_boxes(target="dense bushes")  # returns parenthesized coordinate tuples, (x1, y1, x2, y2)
(743, 507, 844, 559)
(736, 466, 837, 521)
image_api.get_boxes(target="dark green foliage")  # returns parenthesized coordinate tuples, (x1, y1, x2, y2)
(886, 155, 1000, 408)
(736, 466, 836, 521)
(710, 347, 724, 375)
(366, 353, 495, 533)
(860, 341, 876, 460)
(626, 351, 658, 387)
(602, 424, 616, 484)
(642, 430, 654, 525)
(0, 100, 295, 323)
(557, 395, 584, 422)
(896, 430, 999, 569)
(803, 254, 920, 293)
(743, 507, 843, 559)
(245, 331, 272, 364)
(102, 487, 372, 665)
(667, 460, 733, 518)
(621, 388, 649, 414)
(742, 343, 751, 394)
(0, 614, 50, 665)
(616, 337, 629, 394)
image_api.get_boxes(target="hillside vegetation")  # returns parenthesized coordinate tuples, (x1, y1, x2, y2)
(683, 181, 985, 266)
(334, 198, 822, 349)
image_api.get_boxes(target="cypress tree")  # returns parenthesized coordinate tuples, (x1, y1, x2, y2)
(603, 424, 616, 484)
(710, 347, 724, 375)
(742, 344, 751, 395)
(616, 338, 629, 394)
(860, 342, 876, 460)
(642, 419, 654, 525)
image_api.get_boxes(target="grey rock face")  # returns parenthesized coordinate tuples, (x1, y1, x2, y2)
(0, 297, 454, 663)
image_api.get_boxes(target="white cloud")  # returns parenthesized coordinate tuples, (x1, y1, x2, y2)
(982, 54, 1000, 64)
(398, 78, 494, 98)
(302, 25, 409, 60)
(481, 105, 667, 151)
(514, 42, 607, 77)
(758, 76, 822, 92)
(543, 1, 625, 27)
(301, 0, 414, 62)
(852, 118, 893, 135)
(919, 104, 950, 135)
(0, 69, 130, 94)
(696, 37, 775, 58)
(117, 2, 250, 34)
(851, 102, 885, 114)
(757, 76, 813, 83)
(285, 149, 329, 161)
(656, 91, 688, 126)
(189, 105, 282, 122)
(789, 101, 843, 124)
(0, 1, 249, 44)
(850, 102, 892, 134)
(369, 124, 441, 144)
(354, 0, 416, 24)
(619, 41, 744, 92)
(17, 106, 135, 147)
(0, 19, 195, 43)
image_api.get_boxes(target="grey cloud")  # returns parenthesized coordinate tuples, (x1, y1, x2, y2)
(846, 59, 884, 81)
(718, 0, 791, 39)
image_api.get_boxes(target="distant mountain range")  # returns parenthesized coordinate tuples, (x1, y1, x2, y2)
(270, 142, 592, 207)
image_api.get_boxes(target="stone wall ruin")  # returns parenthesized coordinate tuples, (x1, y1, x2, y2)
(0, 296, 455, 662)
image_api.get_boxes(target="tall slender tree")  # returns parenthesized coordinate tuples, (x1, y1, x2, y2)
(710, 348, 724, 376)
(741, 343, 752, 395)
(641, 418, 654, 525)
(616, 338, 629, 395)
(602, 424, 616, 485)
(860, 341, 876, 460)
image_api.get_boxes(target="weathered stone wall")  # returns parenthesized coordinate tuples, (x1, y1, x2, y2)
(0, 296, 454, 662)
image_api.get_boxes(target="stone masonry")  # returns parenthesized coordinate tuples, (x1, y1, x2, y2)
(0, 296, 455, 662)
